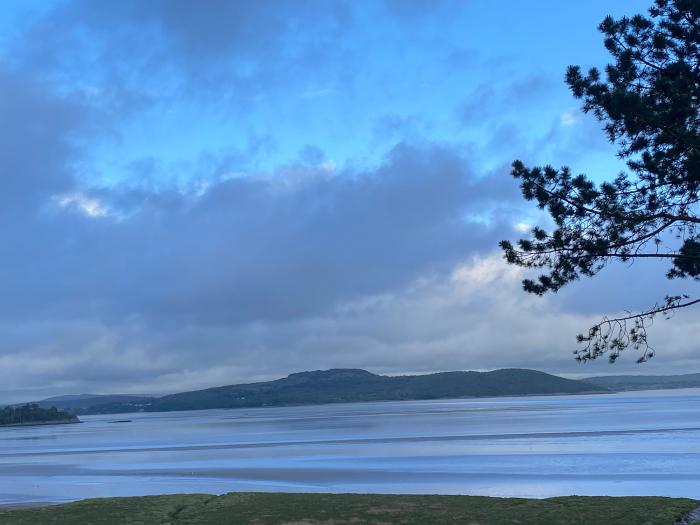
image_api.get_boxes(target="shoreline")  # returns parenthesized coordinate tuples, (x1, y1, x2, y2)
(76, 389, 614, 417)
(0, 418, 80, 429)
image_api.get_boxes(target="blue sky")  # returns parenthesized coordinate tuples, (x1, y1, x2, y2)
(2, 0, 637, 185)
(0, 0, 696, 402)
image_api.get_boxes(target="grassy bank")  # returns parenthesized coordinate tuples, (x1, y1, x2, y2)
(0, 493, 698, 525)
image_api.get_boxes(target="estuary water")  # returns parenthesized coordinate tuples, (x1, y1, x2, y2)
(1, 388, 700, 505)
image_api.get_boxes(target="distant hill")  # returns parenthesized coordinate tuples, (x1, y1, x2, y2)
(584, 373, 700, 392)
(37, 394, 154, 415)
(75, 368, 606, 414)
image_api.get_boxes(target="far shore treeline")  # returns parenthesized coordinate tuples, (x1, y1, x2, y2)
(13, 369, 700, 419)
(36, 368, 606, 415)
(0, 404, 78, 426)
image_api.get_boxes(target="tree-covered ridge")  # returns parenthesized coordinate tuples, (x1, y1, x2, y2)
(76, 368, 605, 414)
(0, 403, 78, 426)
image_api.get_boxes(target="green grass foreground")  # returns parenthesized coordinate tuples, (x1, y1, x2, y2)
(0, 493, 698, 525)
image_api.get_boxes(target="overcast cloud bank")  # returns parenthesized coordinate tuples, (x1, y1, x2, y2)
(0, 0, 695, 402)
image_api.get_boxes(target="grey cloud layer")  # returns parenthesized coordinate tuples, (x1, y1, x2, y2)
(0, 0, 696, 403)
(3, 134, 510, 327)
(0, 70, 83, 206)
(1, 59, 692, 402)
(0, 62, 528, 400)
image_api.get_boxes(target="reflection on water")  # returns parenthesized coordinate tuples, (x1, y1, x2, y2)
(2, 388, 700, 504)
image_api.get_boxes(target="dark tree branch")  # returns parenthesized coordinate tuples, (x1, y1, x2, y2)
(501, 0, 700, 362)
(575, 296, 700, 363)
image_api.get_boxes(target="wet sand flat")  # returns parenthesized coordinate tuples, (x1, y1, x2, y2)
(2, 388, 700, 505)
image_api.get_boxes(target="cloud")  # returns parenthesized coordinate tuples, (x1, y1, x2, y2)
(0, 0, 698, 405)
(0, 61, 686, 402)
(3, 251, 694, 403)
(560, 109, 578, 126)
(0, 124, 522, 400)
(15, 0, 354, 99)
(0, 66, 545, 402)
(53, 193, 109, 217)
(2, 142, 515, 326)
(0, 69, 90, 208)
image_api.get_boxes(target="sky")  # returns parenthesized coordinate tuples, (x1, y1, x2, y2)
(0, 0, 698, 403)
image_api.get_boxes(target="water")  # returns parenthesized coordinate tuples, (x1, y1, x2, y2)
(2, 388, 700, 505)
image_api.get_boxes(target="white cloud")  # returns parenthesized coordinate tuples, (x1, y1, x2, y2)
(451, 253, 522, 290)
(560, 109, 578, 126)
(54, 192, 108, 217)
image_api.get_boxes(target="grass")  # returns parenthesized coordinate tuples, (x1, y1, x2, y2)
(0, 492, 697, 525)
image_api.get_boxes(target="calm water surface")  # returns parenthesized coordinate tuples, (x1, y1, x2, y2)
(2, 388, 700, 504)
